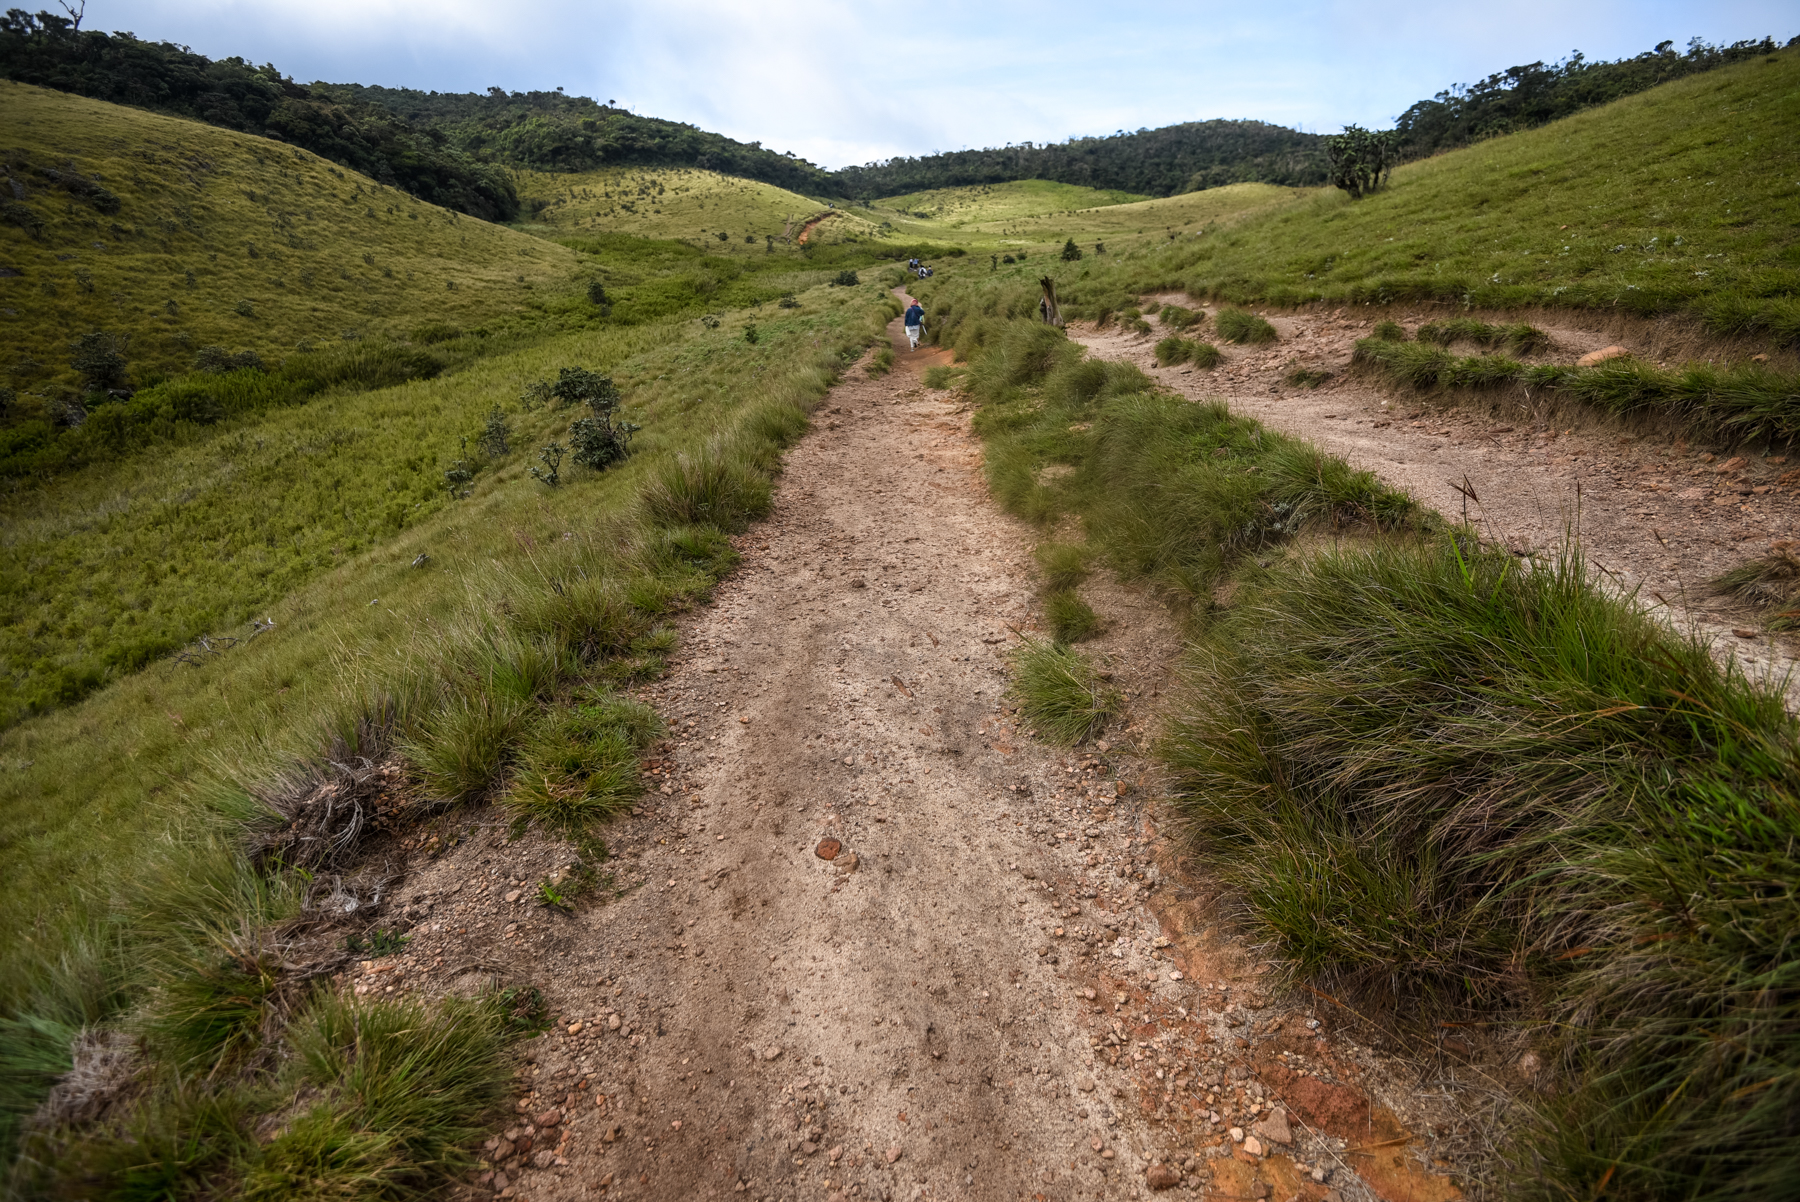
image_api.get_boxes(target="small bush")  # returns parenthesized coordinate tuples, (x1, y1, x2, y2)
(831, 270, 860, 287)
(528, 441, 566, 486)
(1044, 589, 1100, 643)
(1216, 309, 1278, 344)
(476, 407, 510, 458)
(1010, 640, 1118, 745)
(1158, 305, 1203, 331)
(1061, 239, 1083, 262)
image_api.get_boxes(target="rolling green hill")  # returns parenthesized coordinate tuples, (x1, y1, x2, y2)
(513, 165, 876, 250)
(942, 47, 1800, 343)
(0, 80, 583, 405)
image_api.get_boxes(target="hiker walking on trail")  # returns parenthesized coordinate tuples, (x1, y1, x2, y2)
(903, 300, 925, 350)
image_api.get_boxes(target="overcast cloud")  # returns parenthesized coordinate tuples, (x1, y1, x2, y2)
(94, 0, 1796, 169)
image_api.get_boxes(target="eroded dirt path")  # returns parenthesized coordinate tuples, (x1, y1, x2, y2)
(363, 299, 1477, 1202)
(1075, 309, 1800, 686)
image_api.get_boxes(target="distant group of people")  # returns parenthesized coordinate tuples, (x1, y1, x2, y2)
(907, 257, 934, 279)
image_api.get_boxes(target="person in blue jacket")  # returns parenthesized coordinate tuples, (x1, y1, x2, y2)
(903, 300, 925, 349)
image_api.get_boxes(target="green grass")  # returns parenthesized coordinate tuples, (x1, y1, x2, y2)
(1714, 543, 1800, 628)
(1214, 308, 1278, 344)
(1009, 639, 1119, 746)
(1351, 337, 1800, 443)
(1153, 336, 1222, 368)
(1414, 317, 1549, 354)
(986, 49, 1800, 343)
(873, 179, 1150, 227)
(1161, 535, 1800, 1200)
(0, 81, 584, 401)
(0, 278, 895, 1170)
(940, 309, 1420, 600)
(1043, 589, 1100, 643)
(515, 164, 880, 249)
(940, 286, 1800, 1197)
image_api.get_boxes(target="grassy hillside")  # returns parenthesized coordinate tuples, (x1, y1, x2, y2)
(998, 48, 1800, 341)
(0, 80, 582, 404)
(875, 180, 1147, 224)
(0, 273, 895, 1184)
(861, 181, 1295, 259)
(514, 165, 878, 249)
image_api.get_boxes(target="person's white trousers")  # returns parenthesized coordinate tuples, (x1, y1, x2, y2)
(905, 324, 921, 349)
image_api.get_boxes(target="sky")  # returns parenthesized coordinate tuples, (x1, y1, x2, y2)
(93, 1, 1797, 169)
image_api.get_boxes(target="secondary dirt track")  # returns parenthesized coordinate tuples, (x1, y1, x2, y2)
(1073, 307, 1800, 685)
(352, 297, 1478, 1202)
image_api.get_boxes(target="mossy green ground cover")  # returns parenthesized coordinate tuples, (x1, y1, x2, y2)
(0, 82, 583, 400)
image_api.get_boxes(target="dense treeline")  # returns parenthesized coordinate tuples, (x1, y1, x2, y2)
(0, 9, 521, 219)
(835, 120, 1326, 200)
(324, 84, 843, 198)
(1392, 36, 1791, 158)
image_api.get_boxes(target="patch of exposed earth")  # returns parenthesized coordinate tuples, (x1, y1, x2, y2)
(1076, 302, 1800, 690)
(336, 299, 1505, 1202)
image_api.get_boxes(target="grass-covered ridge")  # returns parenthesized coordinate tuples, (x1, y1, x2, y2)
(934, 49, 1799, 344)
(515, 165, 874, 249)
(932, 275, 1800, 1197)
(0, 82, 583, 401)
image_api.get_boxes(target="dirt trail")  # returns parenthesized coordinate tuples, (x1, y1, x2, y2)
(1075, 309, 1800, 688)
(363, 296, 1475, 1202)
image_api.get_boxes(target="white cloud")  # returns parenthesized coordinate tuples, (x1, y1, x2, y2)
(92, 0, 1798, 167)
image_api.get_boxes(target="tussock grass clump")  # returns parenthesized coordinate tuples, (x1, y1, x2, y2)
(1044, 590, 1101, 643)
(1153, 336, 1223, 368)
(1034, 542, 1091, 592)
(1354, 336, 1800, 443)
(1714, 541, 1800, 628)
(1416, 317, 1549, 354)
(1010, 640, 1119, 745)
(921, 364, 963, 390)
(1282, 366, 1332, 388)
(865, 347, 895, 377)
(1164, 534, 1800, 1199)
(1215, 308, 1278, 344)
(1157, 304, 1203, 331)
(507, 691, 662, 834)
(1370, 319, 1408, 341)
(642, 440, 774, 531)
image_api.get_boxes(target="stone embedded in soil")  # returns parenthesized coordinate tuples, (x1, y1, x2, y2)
(815, 838, 841, 860)
(1146, 1163, 1182, 1190)
(1252, 1108, 1292, 1145)
(1577, 345, 1629, 366)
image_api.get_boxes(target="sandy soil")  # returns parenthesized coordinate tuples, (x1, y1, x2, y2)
(1073, 305, 1800, 688)
(341, 297, 1484, 1202)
